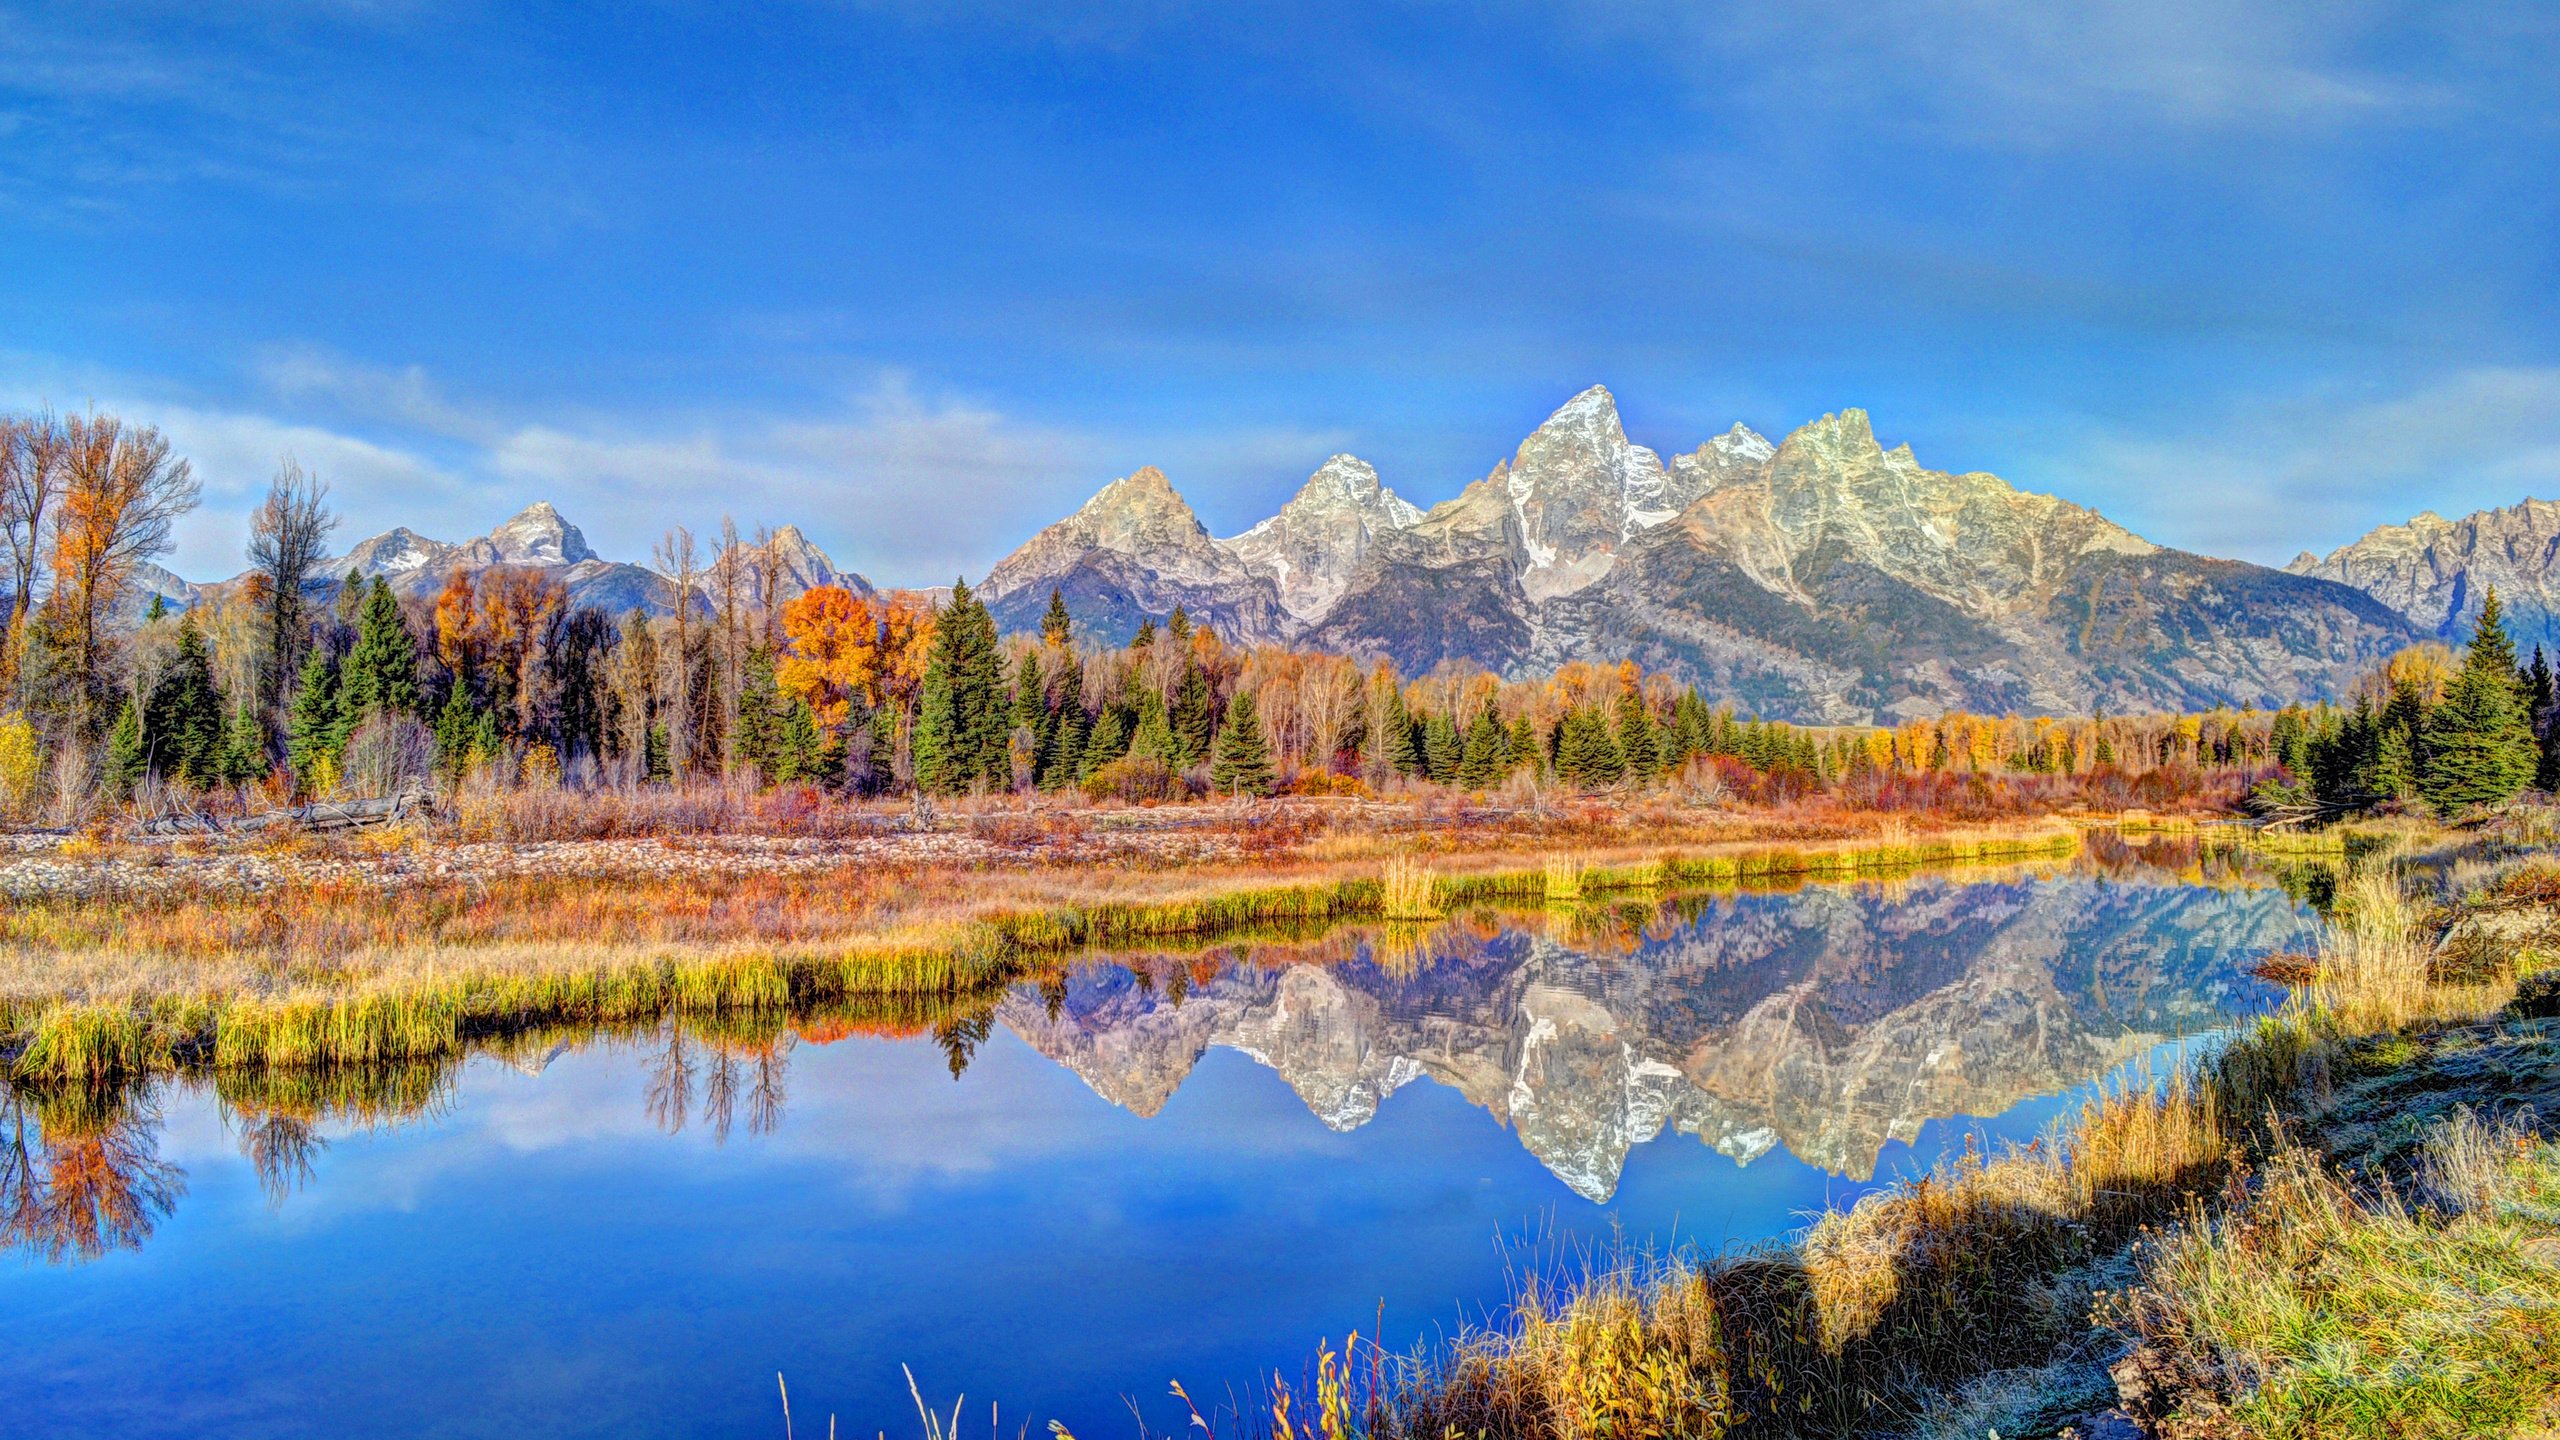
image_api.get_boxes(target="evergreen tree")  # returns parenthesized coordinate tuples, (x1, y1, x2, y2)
(2422, 592, 2539, 811)
(774, 696, 826, 784)
(104, 696, 146, 800)
(643, 722, 673, 783)
(1131, 618, 1157, 651)
(1457, 707, 1505, 789)
(1040, 660, 1087, 791)
(914, 579, 1006, 793)
(434, 683, 478, 780)
(218, 702, 267, 786)
(1169, 662, 1215, 769)
(1508, 714, 1540, 777)
(1209, 690, 1275, 797)
(1421, 710, 1459, 784)
(2372, 723, 2417, 800)
(2530, 645, 2556, 737)
(1166, 606, 1192, 643)
(2269, 707, 2309, 776)
(141, 618, 226, 786)
(1556, 708, 1624, 787)
(1376, 688, 1421, 777)
(1080, 704, 1130, 781)
(911, 669, 959, 793)
(338, 578, 421, 729)
(732, 649, 785, 782)
(1040, 589, 1073, 647)
(1130, 687, 1183, 770)
(1615, 690, 1659, 781)
(288, 649, 344, 785)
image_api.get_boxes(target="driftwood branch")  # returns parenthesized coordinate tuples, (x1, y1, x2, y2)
(140, 788, 435, 837)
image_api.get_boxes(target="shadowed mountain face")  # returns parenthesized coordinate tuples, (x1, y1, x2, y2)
(978, 388, 2412, 721)
(998, 873, 2307, 1198)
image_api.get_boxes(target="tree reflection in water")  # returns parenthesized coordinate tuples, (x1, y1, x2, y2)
(0, 1080, 185, 1264)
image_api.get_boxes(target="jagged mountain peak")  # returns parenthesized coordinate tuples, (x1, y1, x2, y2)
(1708, 422, 1775, 463)
(489, 500, 595, 565)
(1221, 454, 1424, 620)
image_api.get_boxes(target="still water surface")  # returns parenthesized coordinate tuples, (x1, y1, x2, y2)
(1, 854, 2313, 1438)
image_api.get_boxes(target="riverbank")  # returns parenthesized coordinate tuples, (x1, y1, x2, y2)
(1263, 830, 2558, 1439)
(1, 806, 2097, 1081)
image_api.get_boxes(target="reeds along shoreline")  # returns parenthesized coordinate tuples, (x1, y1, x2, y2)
(1248, 834, 2553, 1440)
(0, 826, 2084, 1083)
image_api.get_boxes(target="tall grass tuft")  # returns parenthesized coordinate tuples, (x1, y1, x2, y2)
(1381, 855, 1442, 921)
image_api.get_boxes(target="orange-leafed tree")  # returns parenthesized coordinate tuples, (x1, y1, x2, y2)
(777, 585, 878, 728)
(44, 413, 198, 726)
(433, 569, 483, 686)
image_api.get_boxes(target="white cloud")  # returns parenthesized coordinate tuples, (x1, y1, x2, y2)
(2, 347, 1372, 584)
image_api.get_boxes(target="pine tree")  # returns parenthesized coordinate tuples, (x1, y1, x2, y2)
(913, 579, 1005, 793)
(104, 695, 146, 800)
(1131, 618, 1157, 651)
(1421, 711, 1458, 784)
(434, 683, 478, 780)
(218, 702, 267, 786)
(142, 618, 226, 787)
(643, 721, 673, 783)
(774, 696, 825, 784)
(2422, 592, 2539, 811)
(288, 649, 344, 786)
(1081, 704, 1130, 781)
(733, 649, 784, 782)
(1041, 589, 1073, 647)
(1556, 707, 1624, 788)
(1169, 662, 1215, 769)
(1130, 687, 1183, 769)
(339, 578, 420, 730)
(1457, 708, 1504, 789)
(1209, 689, 1275, 797)
(912, 669, 959, 793)
(2372, 723, 2417, 800)
(1167, 606, 1192, 643)
(1508, 714, 1539, 777)
(1040, 659, 1087, 790)
(1615, 690, 1659, 781)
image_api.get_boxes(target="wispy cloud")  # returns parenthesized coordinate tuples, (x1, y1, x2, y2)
(3, 346, 1373, 583)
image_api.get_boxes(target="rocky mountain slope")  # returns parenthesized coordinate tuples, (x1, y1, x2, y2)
(997, 873, 2307, 1197)
(983, 387, 2415, 721)
(2287, 498, 2560, 654)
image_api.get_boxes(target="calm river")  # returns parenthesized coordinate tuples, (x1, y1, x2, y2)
(0, 845, 2316, 1438)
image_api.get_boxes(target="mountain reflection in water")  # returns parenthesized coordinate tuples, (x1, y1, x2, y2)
(1004, 865, 2306, 1196)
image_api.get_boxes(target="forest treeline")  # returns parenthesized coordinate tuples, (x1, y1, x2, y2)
(2, 411, 2550, 824)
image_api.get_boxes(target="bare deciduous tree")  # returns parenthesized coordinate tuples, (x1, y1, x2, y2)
(652, 526, 699, 775)
(246, 457, 337, 717)
(0, 412, 67, 668)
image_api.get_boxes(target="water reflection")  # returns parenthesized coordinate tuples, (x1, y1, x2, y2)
(1002, 865, 2307, 1195)
(0, 844, 2320, 1264)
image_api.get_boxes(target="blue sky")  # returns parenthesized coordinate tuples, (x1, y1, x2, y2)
(3, 1, 2556, 585)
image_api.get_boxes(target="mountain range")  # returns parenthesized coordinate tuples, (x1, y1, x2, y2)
(141, 501, 868, 620)
(981, 387, 2427, 722)
(144, 384, 2559, 722)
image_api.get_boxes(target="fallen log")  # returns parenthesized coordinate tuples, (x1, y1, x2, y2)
(140, 789, 435, 837)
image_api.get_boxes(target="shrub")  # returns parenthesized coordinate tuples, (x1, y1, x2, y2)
(1081, 755, 1179, 803)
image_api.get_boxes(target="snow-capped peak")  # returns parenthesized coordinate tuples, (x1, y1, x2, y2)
(489, 501, 595, 565)
(1711, 423, 1775, 464)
